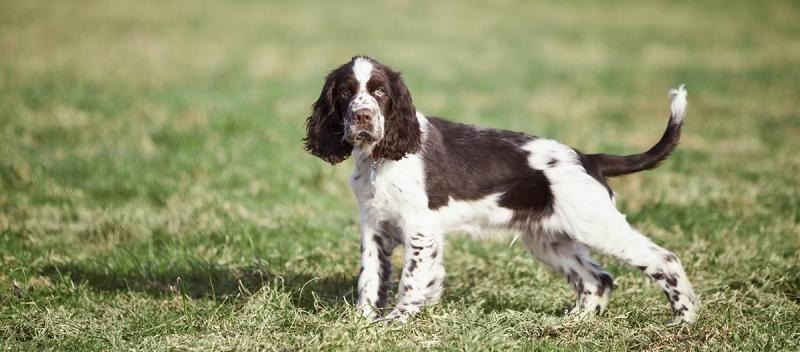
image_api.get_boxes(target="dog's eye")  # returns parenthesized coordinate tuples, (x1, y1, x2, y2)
(373, 88, 385, 97)
(340, 90, 351, 99)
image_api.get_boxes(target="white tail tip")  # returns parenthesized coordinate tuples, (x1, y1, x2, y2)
(668, 84, 687, 124)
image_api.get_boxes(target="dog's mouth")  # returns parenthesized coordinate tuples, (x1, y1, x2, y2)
(355, 131, 376, 143)
(346, 128, 379, 146)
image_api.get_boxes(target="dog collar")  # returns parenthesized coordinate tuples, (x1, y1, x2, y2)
(369, 149, 381, 184)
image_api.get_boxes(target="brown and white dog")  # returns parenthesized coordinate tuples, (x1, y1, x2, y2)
(304, 56, 699, 324)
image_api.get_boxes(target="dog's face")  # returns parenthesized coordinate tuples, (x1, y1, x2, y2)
(304, 56, 421, 164)
(341, 57, 388, 147)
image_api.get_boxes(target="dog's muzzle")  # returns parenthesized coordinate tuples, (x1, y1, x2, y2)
(356, 131, 376, 142)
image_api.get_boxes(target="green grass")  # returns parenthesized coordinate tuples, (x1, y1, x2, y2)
(1, 0, 799, 350)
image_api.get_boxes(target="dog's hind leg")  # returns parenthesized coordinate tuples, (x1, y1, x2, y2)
(542, 179, 700, 323)
(522, 233, 614, 319)
(572, 218, 701, 324)
(526, 138, 700, 323)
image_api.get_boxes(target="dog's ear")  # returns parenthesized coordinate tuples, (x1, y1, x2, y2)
(376, 70, 421, 160)
(304, 72, 352, 164)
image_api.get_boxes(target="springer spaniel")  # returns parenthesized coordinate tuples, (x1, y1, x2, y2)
(304, 56, 699, 324)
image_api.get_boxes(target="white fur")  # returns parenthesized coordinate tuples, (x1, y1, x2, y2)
(351, 149, 428, 221)
(669, 84, 687, 124)
(351, 134, 447, 321)
(435, 194, 514, 235)
(352, 57, 373, 91)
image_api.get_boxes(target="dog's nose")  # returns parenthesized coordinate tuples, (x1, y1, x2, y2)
(354, 108, 372, 125)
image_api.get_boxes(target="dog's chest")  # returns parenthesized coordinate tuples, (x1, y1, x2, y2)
(350, 154, 428, 219)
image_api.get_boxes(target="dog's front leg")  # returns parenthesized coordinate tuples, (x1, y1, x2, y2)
(383, 224, 445, 323)
(356, 217, 395, 319)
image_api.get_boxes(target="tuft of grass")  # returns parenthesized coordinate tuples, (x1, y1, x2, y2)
(1, 0, 799, 350)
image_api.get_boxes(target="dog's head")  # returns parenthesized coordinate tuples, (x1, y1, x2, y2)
(304, 56, 422, 164)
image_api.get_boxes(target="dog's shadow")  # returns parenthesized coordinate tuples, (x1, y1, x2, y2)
(37, 261, 568, 316)
(38, 261, 356, 311)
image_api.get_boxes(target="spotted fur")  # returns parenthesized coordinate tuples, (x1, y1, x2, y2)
(305, 56, 699, 324)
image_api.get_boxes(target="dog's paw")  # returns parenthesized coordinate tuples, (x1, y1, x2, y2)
(372, 304, 420, 325)
(383, 308, 410, 323)
(567, 306, 597, 322)
(669, 303, 699, 325)
(566, 295, 608, 322)
(355, 303, 378, 321)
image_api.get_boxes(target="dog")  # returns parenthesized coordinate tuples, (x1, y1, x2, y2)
(303, 56, 699, 324)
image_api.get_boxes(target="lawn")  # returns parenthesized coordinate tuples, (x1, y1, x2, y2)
(1, 0, 799, 350)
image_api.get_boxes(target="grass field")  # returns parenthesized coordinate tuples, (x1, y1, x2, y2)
(1, 0, 799, 350)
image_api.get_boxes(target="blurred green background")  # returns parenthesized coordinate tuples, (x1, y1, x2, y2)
(1, 0, 798, 350)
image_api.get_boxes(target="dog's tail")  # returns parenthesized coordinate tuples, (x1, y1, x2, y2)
(586, 84, 687, 177)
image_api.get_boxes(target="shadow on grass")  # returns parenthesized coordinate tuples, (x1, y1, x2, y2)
(36, 262, 563, 315)
(38, 262, 357, 311)
(442, 283, 572, 317)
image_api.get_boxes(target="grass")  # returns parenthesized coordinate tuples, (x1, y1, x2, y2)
(1, 0, 799, 350)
